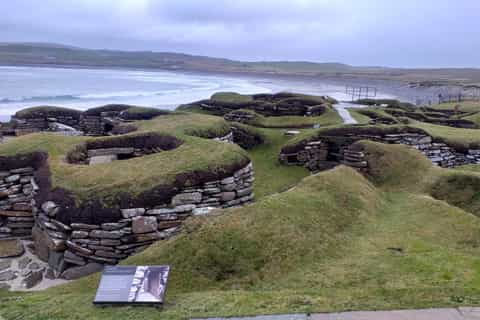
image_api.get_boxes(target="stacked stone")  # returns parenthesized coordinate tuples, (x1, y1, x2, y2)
(31, 162, 254, 279)
(12, 116, 81, 136)
(224, 111, 256, 124)
(279, 140, 328, 168)
(280, 132, 480, 172)
(467, 150, 480, 164)
(0, 167, 37, 238)
(79, 115, 107, 136)
(213, 132, 234, 143)
(341, 149, 367, 170)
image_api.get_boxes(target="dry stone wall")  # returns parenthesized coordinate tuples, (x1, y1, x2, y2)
(0, 167, 37, 239)
(280, 132, 480, 171)
(31, 162, 254, 279)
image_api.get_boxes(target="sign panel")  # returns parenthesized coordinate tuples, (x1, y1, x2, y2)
(94, 265, 170, 305)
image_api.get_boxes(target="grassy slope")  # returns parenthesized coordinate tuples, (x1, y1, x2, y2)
(0, 113, 247, 203)
(4, 142, 480, 318)
(247, 127, 309, 198)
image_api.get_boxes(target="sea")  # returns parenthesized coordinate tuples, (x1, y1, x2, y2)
(0, 65, 410, 122)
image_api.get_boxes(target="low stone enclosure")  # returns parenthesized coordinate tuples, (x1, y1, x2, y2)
(8, 105, 168, 136)
(0, 151, 255, 283)
(182, 92, 336, 117)
(280, 127, 480, 172)
(66, 133, 183, 165)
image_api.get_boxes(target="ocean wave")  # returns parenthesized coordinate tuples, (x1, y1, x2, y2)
(0, 95, 81, 103)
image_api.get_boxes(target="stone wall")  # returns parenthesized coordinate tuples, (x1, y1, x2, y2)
(280, 132, 480, 171)
(12, 116, 82, 136)
(0, 167, 37, 239)
(31, 162, 254, 279)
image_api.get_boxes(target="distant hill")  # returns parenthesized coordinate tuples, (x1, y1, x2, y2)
(1, 42, 480, 88)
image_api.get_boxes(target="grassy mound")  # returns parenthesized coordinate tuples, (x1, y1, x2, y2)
(282, 122, 480, 154)
(178, 92, 342, 127)
(0, 113, 247, 206)
(14, 106, 83, 119)
(4, 144, 480, 318)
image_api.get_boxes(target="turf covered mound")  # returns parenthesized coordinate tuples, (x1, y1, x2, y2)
(84, 104, 170, 120)
(352, 99, 480, 129)
(13, 106, 83, 120)
(178, 91, 338, 118)
(4, 143, 480, 318)
(0, 113, 248, 209)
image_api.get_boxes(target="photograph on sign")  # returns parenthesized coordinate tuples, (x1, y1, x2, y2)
(94, 265, 170, 305)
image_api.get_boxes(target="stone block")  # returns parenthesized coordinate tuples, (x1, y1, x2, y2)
(61, 263, 103, 280)
(171, 192, 202, 206)
(121, 208, 145, 219)
(89, 229, 123, 239)
(132, 216, 158, 234)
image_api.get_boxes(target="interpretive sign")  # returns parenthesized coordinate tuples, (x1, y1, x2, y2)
(93, 265, 170, 305)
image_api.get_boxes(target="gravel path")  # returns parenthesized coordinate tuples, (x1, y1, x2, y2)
(193, 308, 480, 320)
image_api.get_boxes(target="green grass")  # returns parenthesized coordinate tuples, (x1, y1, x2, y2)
(429, 101, 480, 113)
(211, 92, 253, 104)
(14, 106, 82, 118)
(0, 113, 246, 204)
(251, 107, 342, 128)
(4, 142, 480, 318)
(246, 127, 309, 198)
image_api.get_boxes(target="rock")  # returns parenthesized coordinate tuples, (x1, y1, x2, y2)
(0, 259, 11, 272)
(146, 208, 175, 215)
(193, 207, 215, 216)
(42, 201, 58, 217)
(94, 250, 126, 259)
(48, 250, 65, 271)
(12, 203, 32, 211)
(22, 268, 44, 289)
(173, 204, 195, 213)
(132, 216, 158, 234)
(44, 267, 55, 280)
(236, 187, 252, 197)
(61, 263, 104, 280)
(285, 130, 301, 136)
(121, 208, 145, 219)
(171, 192, 202, 206)
(63, 251, 86, 266)
(0, 270, 17, 281)
(46, 230, 67, 240)
(32, 227, 50, 261)
(220, 192, 236, 202)
(47, 238, 66, 252)
(0, 239, 25, 258)
(66, 241, 93, 256)
(10, 167, 34, 174)
(89, 230, 123, 239)
(28, 262, 41, 270)
(50, 219, 71, 232)
(221, 177, 235, 185)
(18, 256, 32, 269)
(100, 239, 121, 246)
(70, 223, 99, 230)
(101, 221, 128, 231)
(71, 230, 89, 239)
(5, 175, 20, 183)
(0, 210, 33, 217)
(88, 155, 117, 165)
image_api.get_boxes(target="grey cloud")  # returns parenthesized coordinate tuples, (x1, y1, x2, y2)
(0, 0, 479, 67)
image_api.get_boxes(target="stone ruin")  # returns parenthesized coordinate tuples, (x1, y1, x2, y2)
(188, 92, 334, 118)
(67, 133, 183, 165)
(280, 129, 480, 172)
(0, 152, 255, 289)
(7, 105, 168, 137)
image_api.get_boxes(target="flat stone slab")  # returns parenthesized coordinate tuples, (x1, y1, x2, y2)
(0, 239, 25, 258)
(89, 155, 117, 165)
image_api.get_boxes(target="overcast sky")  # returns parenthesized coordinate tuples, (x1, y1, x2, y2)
(1, 0, 478, 68)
